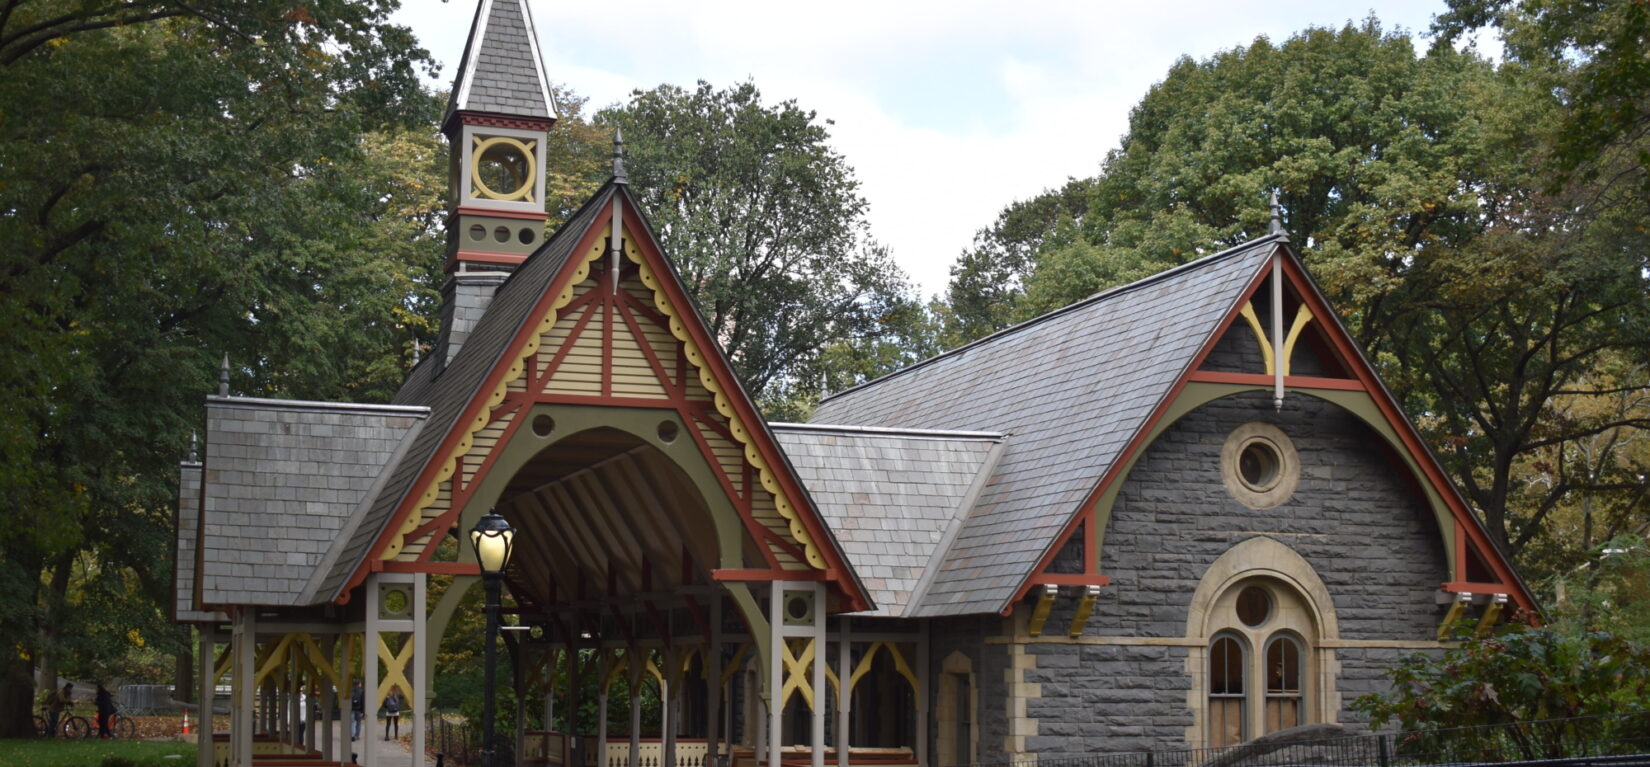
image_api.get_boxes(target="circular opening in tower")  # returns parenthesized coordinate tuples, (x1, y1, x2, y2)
(531, 414, 554, 438)
(657, 420, 679, 443)
(473, 137, 535, 201)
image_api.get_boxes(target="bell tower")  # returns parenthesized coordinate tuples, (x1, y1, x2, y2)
(442, 0, 556, 274)
(433, 0, 556, 367)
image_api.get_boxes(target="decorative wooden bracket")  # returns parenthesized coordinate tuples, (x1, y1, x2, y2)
(1068, 584, 1102, 638)
(1475, 593, 1508, 636)
(1436, 591, 1472, 641)
(1027, 584, 1059, 638)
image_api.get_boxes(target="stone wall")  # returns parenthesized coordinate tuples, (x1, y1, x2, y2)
(1009, 390, 1448, 753)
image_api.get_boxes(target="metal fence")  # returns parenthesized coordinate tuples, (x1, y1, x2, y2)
(428, 717, 516, 767)
(964, 714, 1650, 767)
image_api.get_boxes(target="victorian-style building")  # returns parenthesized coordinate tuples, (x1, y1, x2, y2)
(173, 2, 1534, 766)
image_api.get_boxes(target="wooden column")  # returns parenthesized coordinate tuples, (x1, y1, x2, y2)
(627, 649, 642, 767)
(197, 629, 215, 767)
(597, 649, 610, 767)
(232, 610, 256, 767)
(364, 576, 381, 767)
(836, 619, 850, 767)
(412, 573, 428, 767)
(811, 584, 826, 767)
(706, 598, 722, 766)
(916, 624, 930, 767)
(320, 636, 336, 763)
(661, 646, 676, 767)
(767, 585, 784, 767)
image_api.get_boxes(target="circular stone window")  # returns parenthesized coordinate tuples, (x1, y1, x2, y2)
(531, 414, 555, 438)
(1221, 422, 1300, 509)
(1235, 585, 1272, 626)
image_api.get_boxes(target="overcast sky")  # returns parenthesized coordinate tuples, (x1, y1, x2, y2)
(393, 0, 1481, 296)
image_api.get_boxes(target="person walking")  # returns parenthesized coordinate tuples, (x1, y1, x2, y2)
(383, 686, 403, 740)
(45, 682, 72, 737)
(350, 681, 364, 741)
(94, 683, 115, 739)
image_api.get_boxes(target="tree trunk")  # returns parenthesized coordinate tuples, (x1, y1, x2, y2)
(0, 655, 36, 737)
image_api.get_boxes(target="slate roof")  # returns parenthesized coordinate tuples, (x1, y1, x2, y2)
(771, 423, 1005, 617)
(173, 461, 226, 622)
(197, 398, 427, 607)
(810, 236, 1283, 617)
(445, 0, 555, 124)
(312, 184, 617, 602)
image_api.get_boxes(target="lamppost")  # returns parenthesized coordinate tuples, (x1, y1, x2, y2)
(470, 509, 515, 767)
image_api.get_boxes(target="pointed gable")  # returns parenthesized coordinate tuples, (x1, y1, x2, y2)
(812, 238, 1280, 616)
(445, 0, 555, 125)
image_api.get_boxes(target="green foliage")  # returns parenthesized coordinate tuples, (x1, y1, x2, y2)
(943, 178, 1092, 345)
(597, 81, 930, 415)
(0, 0, 439, 736)
(1546, 536, 1650, 647)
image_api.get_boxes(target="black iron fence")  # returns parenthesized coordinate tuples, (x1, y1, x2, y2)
(964, 713, 1650, 767)
(428, 716, 516, 767)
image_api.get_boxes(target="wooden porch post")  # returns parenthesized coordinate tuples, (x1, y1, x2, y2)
(916, 624, 929, 767)
(197, 629, 215, 767)
(339, 633, 356, 764)
(836, 618, 850, 767)
(811, 583, 826, 767)
(597, 649, 610, 767)
(627, 648, 643, 767)
(412, 572, 428, 767)
(320, 635, 336, 763)
(767, 584, 784, 767)
(706, 598, 722, 767)
(661, 646, 676, 767)
(232, 610, 256, 767)
(364, 576, 381, 767)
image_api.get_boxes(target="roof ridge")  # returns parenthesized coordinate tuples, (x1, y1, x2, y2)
(819, 234, 1286, 405)
(770, 422, 1005, 440)
(206, 396, 431, 416)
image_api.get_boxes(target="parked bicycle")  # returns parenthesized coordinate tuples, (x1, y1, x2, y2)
(33, 703, 91, 738)
(103, 700, 139, 739)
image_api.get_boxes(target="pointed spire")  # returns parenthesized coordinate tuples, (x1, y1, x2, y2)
(444, 0, 557, 129)
(188, 432, 199, 464)
(1268, 189, 1288, 238)
(411, 341, 421, 367)
(217, 353, 230, 397)
(612, 128, 628, 185)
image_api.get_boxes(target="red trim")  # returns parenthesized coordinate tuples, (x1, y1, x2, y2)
(601, 291, 614, 396)
(381, 561, 480, 575)
(451, 207, 550, 222)
(452, 111, 555, 131)
(535, 299, 600, 390)
(447, 250, 529, 270)
(615, 297, 684, 398)
(1032, 573, 1112, 587)
(712, 568, 835, 582)
(1442, 581, 1517, 595)
(1186, 370, 1365, 391)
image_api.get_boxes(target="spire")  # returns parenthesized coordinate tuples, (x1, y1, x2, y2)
(1268, 189, 1288, 238)
(411, 341, 421, 367)
(612, 128, 628, 185)
(188, 431, 198, 464)
(218, 353, 230, 397)
(444, 0, 557, 130)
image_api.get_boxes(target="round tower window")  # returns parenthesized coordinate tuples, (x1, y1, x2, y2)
(1220, 422, 1300, 509)
(472, 136, 537, 201)
(519, 228, 536, 245)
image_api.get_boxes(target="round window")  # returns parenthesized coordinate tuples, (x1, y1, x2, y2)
(1221, 422, 1300, 509)
(472, 136, 536, 201)
(1238, 440, 1282, 491)
(1236, 585, 1271, 626)
(531, 414, 554, 437)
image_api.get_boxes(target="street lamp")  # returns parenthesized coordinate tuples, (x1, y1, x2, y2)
(470, 509, 515, 767)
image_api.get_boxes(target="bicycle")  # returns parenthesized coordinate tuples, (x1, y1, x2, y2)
(103, 700, 139, 739)
(34, 705, 91, 738)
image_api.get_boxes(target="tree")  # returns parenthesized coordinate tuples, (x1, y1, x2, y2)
(0, 0, 437, 737)
(941, 20, 1650, 570)
(597, 81, 925, 416)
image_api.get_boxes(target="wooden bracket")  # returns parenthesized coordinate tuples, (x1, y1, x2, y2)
(1475, 593, 1508, 636)
(1027, 584, 1059, 638)
(1437, 591, 1472, 641)
(1068, 585, 1102, 638)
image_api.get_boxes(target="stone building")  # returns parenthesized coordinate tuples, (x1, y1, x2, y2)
(171, 2, 1535, 766)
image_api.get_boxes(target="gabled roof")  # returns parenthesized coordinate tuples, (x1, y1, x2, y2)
(196, 397, 428, 607)
(313, 185, 615, 601)
(771, 423, 1005, 617)
(811, 237, 1282, 616)
(443, 0, 556, 126)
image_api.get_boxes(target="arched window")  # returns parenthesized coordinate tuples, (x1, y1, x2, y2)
(1202, 579, 1317, 746)
(1208, 634, 1248, 747)
(1264, 633, 1304, 732)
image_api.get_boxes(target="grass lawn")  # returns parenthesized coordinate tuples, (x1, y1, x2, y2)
(0, 737, 196, 767)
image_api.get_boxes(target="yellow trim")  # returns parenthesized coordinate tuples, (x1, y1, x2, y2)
(299, 634, 338, 687)
(623, 236, 825, 569)
(845, 642, 919, 700)
(376, 633, 414, 707)
(254, 634, 296, 688)
(1476, 600, 1504, 636)
(644, 654, 664, 686)
(1280, 305, 1314, 376)
(719, 643, 750, 688)
(1239, 303, 1275, 375)
(1027, 589, 1057, 638)
(1068, 589, 1099, 639)
(1437, 599, 1469, 641)
(470, 135, 538, 202)
(602, 650, 626, 695)
(213, 644, 234, 683)
(779, 639, 816, 709)
(385, 230, 608, 560)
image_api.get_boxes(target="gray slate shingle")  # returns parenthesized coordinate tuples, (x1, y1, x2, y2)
(771, 424, 1003, 617)
(445, 0, 554, 122)
(810, 237, 1281, 617)
(197, 399, 427, 607)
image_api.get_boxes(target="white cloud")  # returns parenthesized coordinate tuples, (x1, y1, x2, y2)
(395, 0, 1453, 295)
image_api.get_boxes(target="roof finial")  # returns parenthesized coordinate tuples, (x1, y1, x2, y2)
(188, 431, 198, 464)
(1268, 189, 1287, 238)
(217, 353, 230, 397)
(612, 128, 628, 185)
(411, 341, 421, 367)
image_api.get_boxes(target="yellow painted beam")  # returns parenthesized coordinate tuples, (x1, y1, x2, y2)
(1475, 594, 1507, 636)
(1437, 593, 1472, 641)
(1280, 305, 1314, 376)
(1068, 585, 1102, 639)
(1027, 585, 1058, 638)
(1240, 303, 1275, 375)
(376, 633, 415, 707)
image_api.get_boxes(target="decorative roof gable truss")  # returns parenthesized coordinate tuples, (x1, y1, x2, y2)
(342, 190, 868, 611)
(1019, 244, 1536, 615)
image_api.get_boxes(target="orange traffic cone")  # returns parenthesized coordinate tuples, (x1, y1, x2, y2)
(182, 710, 192, 735)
